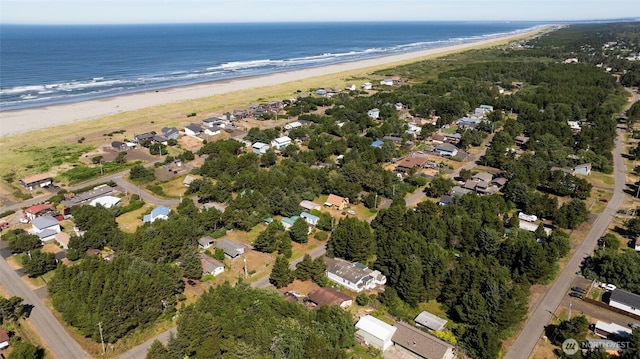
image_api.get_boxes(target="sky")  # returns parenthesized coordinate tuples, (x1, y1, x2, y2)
(1, 0, 639, 24)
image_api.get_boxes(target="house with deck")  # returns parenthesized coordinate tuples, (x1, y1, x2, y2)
(325, 257, 386, 293)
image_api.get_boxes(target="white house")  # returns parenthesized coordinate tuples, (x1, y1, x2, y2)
(345, 84, 356, 91)
(518, 212, 538, 222)
(271, 136, 292, 150)
(0, 328, 9, 350)
(594, 320, 632, 339)
(325, 257, 386, 292)
(184, 123, 203, 136)
(573, 163, 592, 175)
(30, 215, 61, 242)
(380, 79, 394, 86)
(367, 108, 380, 119)
(609, 289, 640, 317)
(361, 82, 372, 90)
(355, 315, 397, 351)
(299, 200, 322, 211)
(252, 142, 270, 155)
(199, 253, 224, 277)
(90, 196, 121, 209)
(143, 206, 170, 223)
(435, 143, 459, 157)
(198, 236, 215, 249)
(204, 126, 221, 136)
(300, 211, 319, 226)
(285, 121, 303, 130)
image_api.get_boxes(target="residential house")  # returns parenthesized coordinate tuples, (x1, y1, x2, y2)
(199, 253, 224, 277)
(324, 194, 349, 210)
(438, 195, 454, 206)
(361, 82, 372, 90)
(198, 236, 215, 249)
(633, 237, 640, 252)
(24, 204, 56, 220)
(514, 135, 529, 146)
(405, 124, 422, 138)
(183, 175, 197, 187)
(567, 121, 582, 133)
(215, 238, 245, 258)
(512, 81, 524, 90)
(308, 287, 353, 309)
(0, 328, 9, 349)
(391, 321, 456, 359)
(431, 133, 445, 144)
(345, 84, 356, 91)
(271, 136, 292, 150)
(134, 132, 155, 143)
(380, 79, 394, 86)
(456, 117, 483, 129)
(143, 206, 170, 223)
(153, 135, 168, 145)
(609, 289, 640, 317)
(61, 185, 114, 214)
(161, 127, 180, 140)
(450, 186, 472, 197)
(203, 117, 224, 128)
(19, 173, 53, 190)
(54, 232, 70, 250)
(355, 315, 397, 351)
(252, 142, 270, 155)
(299, 200, 321, 211)
(325, 257, 386, 293)
(371, 140, 384, 149)
(414, 311, 447, 331)
(204, 126, 222, 136)
(443, 133, 461, 144)
(395, 102, 404, 111)
(285, 121, 302, 130)
(281, 216, 301, 230)
(471, 172, 493, 183)
(519, 221, 552, 236)
(112, 141, 127, 151)
(89, 196, 121, 208)
(395, 155, 432, 173)
(435, 143, 459, 157)
(316, 89, 327, 96)
(184, 123, 202, 136)
(491, 177, 508, 189)
(594, 321, 632, 340)
(391, 76, 402, 85)
(31, 215, 61, 242)
(367, 108, 380, 119)
(573, 163, 592, 176)
(300, 212, 319, 226)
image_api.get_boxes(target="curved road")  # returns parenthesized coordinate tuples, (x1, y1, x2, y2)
(505, 90, 637, 359)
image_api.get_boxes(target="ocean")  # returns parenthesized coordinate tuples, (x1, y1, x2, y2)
(0, 22, 545, 111)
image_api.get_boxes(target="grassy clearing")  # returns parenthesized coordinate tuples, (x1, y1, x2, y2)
(116, 204, 152, 233)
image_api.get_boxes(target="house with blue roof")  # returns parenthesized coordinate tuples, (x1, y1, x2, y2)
(143, 206, 170, 223)
(371, 140, 384, 148)
(300, 212, 320, 226)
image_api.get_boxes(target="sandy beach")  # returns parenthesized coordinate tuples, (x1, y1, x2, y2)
(0, 28, 549, 137)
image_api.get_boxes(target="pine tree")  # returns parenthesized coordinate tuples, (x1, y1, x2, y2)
(295, 254, 314, 281)
(181, 249, 203, 279)
(290, 217, 309, 244)
(146, 340, 170, 359)
(270, 255, 293, 288)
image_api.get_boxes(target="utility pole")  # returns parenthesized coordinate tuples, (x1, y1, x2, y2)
(568, 301, 572, 321)
(98, 321, 106, 355)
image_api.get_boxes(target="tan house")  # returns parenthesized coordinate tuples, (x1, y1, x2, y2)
(308, 287, 353, 309)
(391, 321, 456, 359)
(324, 194, 349, 210)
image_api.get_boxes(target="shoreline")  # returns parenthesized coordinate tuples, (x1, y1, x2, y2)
(0, 27, 551, 137)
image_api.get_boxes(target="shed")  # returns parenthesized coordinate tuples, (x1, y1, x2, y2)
(198, 236, 215, 249)
(355, 315, 397, 351)
(414, 311, 447, 331)
(299, 200, 321, 211)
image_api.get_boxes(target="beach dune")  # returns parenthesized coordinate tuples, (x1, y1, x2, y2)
(0, 30, 546, 137)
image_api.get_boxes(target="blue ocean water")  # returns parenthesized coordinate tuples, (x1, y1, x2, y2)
(0, 22, 545, 111)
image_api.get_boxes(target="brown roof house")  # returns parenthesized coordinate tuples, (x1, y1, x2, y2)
(20, 173, 53, 190)
(395, 155, 434, 173)
(391, 322, 456, 359)
(199, 253, 224, 277)
(0, 327, 9, 349)
(308, 287, 353, 309)
(324, 194, 349, 210)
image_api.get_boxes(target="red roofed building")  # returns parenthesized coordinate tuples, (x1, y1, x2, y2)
(0, 327, 9, 349)
(24, 204, 56, 220)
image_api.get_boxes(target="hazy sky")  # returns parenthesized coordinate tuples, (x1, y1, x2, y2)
(2, 0, 639, 24)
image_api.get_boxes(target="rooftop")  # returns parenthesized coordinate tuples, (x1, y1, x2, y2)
(414, 311, 447, 331)
(610, 288, 640, 309)
(356, 315, 397, 341)
(392, 321, 454, 359)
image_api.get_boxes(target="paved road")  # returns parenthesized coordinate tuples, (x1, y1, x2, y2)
(505, 90, 636, 359)
(0, 256, 89, 359)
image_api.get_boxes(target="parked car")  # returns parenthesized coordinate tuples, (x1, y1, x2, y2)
(19, 218, 29, 224)
(0, 221, 8, 229)
(569, 292, 584, 299)
(629, 323, 640, 329)
(600, 283, 617, 291)
(571, 286, 587, 294)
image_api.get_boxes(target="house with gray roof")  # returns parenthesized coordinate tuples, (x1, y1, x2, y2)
(414, 311, 447, 331)
(391, 322, 456, 359)
(325, 257, 386, 293)
(609, 289, 640, 316)
(31, 215, 61, 242)
(198, 236, 215, 249)
(184, 123, 202, 136)
(215, 238, 245, 258)
(434, 143, 458, 157)
(161, 127, 180, 140)
(199, 253, 224, 277)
